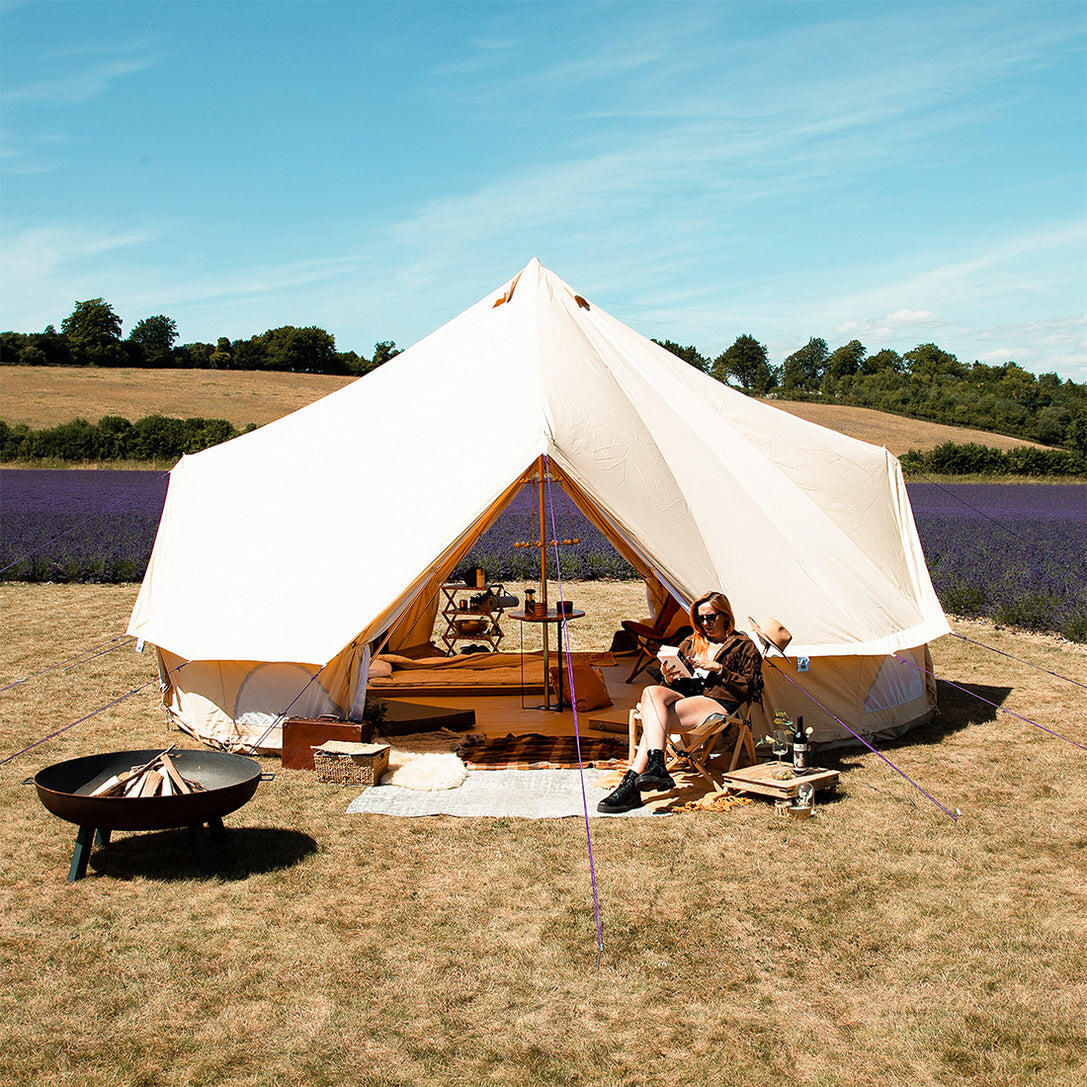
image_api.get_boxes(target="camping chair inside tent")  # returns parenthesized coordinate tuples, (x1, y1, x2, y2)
(621, 596, 691, 684)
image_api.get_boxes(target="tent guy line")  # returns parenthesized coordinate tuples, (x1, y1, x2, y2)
(889, 652, 1087, 752)
(763, 658, 960, 822)
(0, 634, 134, 693)
(947, 633, 1087, 692)
(0, 659, 188, 769)
(546, 454, 604, 969)
(243, 659, 333, 757)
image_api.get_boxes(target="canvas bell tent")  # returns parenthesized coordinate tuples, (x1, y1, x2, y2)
(128, 258, 950, 751)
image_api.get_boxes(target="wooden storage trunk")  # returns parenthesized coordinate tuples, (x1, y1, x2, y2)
(311, 741, 390, 788)
(282, 717, 370, 770)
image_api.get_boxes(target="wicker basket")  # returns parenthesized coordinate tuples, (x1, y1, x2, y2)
(311, 741, 390, 787)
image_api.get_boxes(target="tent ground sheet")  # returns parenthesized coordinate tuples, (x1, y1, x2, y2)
(346, 768, 668, 818)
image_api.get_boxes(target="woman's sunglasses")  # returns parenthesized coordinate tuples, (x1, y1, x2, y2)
(696, 612, 721, 626)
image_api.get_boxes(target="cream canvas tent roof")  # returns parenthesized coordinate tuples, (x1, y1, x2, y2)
(128, 258, 949, 672)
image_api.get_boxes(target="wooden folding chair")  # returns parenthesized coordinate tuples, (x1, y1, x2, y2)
(621, 596, 692, 684)
(627, 701, 758, 794)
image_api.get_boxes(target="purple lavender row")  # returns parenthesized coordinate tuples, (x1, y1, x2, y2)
(1, 471, 1084, 641)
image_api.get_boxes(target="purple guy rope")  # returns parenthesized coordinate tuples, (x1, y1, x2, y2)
(0, 684, 157, 767)
(545, 456, 604, 966)
(948, 633, 1087, 692)
(0, 634, 135, 693)
(890, 652, 1087, 751)
(0, 658, 188, 768)
(764, 659, 960, 821)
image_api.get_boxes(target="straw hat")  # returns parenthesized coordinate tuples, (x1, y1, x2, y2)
(748, 617, 793, 655)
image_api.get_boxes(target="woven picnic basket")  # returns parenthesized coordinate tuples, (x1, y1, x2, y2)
(311, 741, 390, 787)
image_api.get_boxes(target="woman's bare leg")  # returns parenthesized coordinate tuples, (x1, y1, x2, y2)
(673, 696, 731, 738)
(632, 684, 681, 772)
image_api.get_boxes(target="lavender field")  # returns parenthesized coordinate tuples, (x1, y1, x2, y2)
(0, 470, 169, 583)
(2, 472, 1084, 639)
(906, 483, 1086, 641)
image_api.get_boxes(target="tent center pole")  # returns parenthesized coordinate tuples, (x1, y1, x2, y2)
(538, 455, 550, 710)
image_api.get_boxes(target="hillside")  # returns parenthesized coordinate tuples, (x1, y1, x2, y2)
(1, 366, 1050, 456)
(759, 399, 1048, 454)
(1, 366, 352, 430)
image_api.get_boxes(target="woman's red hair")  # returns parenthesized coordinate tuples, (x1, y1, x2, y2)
(688, 592, 735, 655)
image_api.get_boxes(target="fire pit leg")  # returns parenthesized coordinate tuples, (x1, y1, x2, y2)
(207, 816, 226, 841)
(68, 825, 96, 882)
(187, 822, 212, 876)
(95, 829, 111, 848)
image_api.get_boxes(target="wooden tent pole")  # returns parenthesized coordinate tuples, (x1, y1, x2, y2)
(537, 454, 550, 709)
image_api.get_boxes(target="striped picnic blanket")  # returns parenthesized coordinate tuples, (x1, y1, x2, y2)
(459, 732, 627, 771)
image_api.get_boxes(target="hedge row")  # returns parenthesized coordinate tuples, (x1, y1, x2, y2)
(899, 441, 1086, 477)
(0, 415, 254, 462)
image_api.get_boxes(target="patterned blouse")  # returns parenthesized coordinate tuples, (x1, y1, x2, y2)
(676, 631, 764, 706)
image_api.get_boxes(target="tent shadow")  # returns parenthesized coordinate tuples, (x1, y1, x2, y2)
(87, 825, 317, 882)
(818, 680, 1012, 771)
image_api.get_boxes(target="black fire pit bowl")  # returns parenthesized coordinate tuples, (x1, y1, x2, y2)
(35, 748, 265, 881)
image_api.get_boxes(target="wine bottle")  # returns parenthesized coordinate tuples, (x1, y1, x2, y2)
(792, 715, 808, 770)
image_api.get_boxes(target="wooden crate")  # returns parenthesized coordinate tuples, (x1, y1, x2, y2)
(721, 760, 839, 800)
(311, 741, 390, 788)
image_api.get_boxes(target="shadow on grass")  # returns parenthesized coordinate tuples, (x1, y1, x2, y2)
(819, 680, 1012, 773)
(85, 825, 317, 882)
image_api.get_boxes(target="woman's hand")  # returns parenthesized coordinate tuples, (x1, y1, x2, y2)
(660, 658, 684, 682)
(693, 645, 724, 672)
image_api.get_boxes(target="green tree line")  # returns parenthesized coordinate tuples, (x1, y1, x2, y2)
(0, 415, 254, 462)
(4, 415, 1083, 474)
(2, 298, 1084, 452)
(654, 336, 1087, 453)
(0, 298, 400, 376)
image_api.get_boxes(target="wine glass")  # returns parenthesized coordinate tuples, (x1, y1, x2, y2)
(772, 729, 788, 765)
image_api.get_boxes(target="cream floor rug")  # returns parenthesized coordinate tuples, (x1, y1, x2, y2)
(346, 768, 670, 819)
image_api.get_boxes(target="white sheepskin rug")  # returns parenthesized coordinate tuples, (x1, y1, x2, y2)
(380, 750, 467, 791)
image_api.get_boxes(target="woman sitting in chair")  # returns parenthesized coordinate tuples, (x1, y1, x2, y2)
(598, 591, 764, 813)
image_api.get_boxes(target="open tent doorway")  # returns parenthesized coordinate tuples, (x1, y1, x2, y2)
(131, 260, 948, 755)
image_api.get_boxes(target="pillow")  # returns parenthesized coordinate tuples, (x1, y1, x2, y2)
(367, 659, 394, 680)
(548, 662, 613, 711)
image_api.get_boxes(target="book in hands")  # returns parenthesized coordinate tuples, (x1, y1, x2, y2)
(657, 645, 693, 679)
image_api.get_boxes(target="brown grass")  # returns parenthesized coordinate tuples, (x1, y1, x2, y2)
(761, 400, 1049, 455)
(0, 366, 352, 429)
(1, 366, 1049, 455)
(2, 582, 1086, 1087)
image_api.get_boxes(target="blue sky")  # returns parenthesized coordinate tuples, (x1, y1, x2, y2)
(2, 1, 1085, 379)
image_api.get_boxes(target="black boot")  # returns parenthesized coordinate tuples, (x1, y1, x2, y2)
(635, 749, 675, 792)
(597, 770, 644, 813)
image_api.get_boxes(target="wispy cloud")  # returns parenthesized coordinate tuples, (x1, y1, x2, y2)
(387, 7, 1084, 301)
(0, 224, 162, 328)
(0, 147, 55, 176)
(827, 221, 1087, 321)
(6, 56, 156, 104)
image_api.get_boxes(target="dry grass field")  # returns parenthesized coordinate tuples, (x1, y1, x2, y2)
(762, 400, 1048, 454)
(1, 365, 1047, 455)
(2, 581, 1085, 1087)
(0, 366, 351, 429)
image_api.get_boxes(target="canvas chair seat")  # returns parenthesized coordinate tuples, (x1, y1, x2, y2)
(627, 700, 758, 795)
